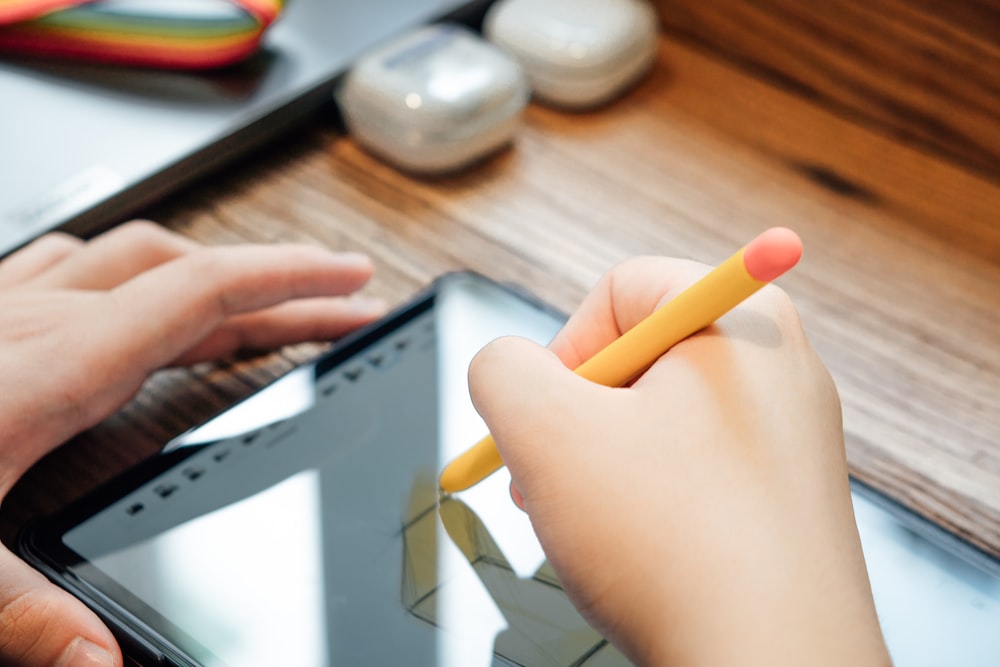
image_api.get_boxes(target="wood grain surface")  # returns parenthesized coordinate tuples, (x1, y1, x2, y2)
(2, 32, 998, 569)
(652, 0, 1000, 183)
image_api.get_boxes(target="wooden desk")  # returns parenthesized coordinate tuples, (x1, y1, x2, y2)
(2, 31, 999, 568)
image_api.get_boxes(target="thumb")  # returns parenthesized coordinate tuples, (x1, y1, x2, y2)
(468, 336, 609, 501)
(0, 546, 121, 667)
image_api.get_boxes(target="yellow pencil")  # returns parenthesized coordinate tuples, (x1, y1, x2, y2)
(439, 227, 803, 493)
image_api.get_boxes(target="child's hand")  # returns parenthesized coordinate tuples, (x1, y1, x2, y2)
(0, 221, 384, 667)
(469, 256, 891, 667)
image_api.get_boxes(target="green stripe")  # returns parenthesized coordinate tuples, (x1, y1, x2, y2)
(32, 6, 259, 37)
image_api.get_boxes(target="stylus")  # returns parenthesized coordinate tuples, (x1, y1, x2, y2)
(438, 227, 804, 493)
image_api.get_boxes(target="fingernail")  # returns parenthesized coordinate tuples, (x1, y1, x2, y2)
(348, 295, 387, 316)
(55, 637, 116, 667)
(333, 252, 373, 269)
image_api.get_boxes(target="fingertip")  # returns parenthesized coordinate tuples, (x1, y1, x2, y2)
(54, 637, 120, 667)
(312, 249, 376, 294)
(283, 247, 375, 290)
(329, 251, 375, 273)
(345, 294, 386, 318)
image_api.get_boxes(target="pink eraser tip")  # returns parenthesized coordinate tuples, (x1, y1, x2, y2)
(743, 227, 802, 282)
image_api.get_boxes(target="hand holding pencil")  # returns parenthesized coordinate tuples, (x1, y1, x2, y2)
(459, 235, 890, 667)
(440, 227, 804, 493)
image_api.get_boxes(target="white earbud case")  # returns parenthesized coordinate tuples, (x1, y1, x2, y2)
(484, 0, 659, 109)
(336, 23, 530, 175)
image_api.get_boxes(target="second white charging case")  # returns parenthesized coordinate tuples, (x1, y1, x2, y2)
(335, 23, 530, 175)
(484, 0, 659, 109)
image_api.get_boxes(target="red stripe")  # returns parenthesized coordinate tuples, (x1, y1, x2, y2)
(0, 0, 281, 68)
(0, 32, 264, 69)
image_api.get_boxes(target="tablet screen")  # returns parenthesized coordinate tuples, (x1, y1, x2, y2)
(22, 273, 1000, 666)
(56, 273, 632, 666)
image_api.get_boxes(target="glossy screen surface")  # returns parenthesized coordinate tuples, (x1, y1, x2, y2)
(57, 275, 1000, 666)
(63, 276, 627, 667)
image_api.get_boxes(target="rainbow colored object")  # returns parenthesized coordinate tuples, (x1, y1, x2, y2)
(0, 0, 284, 69)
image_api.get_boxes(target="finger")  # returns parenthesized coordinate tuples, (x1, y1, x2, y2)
(97, 244, 375, 376)
(468, 336, 618, 503)
(0, 546, 121, 667)
(26, 220, 198, 290)
(170, 294, 387, 365)
(548, 256, 711, 368)
(0, 233, 83, 288)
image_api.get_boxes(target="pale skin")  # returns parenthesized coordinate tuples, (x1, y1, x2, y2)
(0, 221, 386, 667)
(0, 230, 891, 666)
(469, 256, 893, 666)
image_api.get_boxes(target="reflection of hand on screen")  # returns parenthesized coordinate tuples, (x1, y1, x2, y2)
(401, 490, 629, 666)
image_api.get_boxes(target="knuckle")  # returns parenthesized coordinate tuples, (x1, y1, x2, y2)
(111, 219, 163, 243)
(172, 246, 231, 286)
(176, 248, 240, 313)
(108, 220, 193, 260)
(33, 231, 83, 253)
(608, 255, 662, 277)
(760, 282, 797, 313)
(116, 218, 161, 235)
(758, 284, 803, 330)
(0, 590, 33, 636)
(0, 588, 57, 660)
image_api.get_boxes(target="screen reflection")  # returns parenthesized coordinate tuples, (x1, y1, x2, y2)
(62, 275, 630, 667)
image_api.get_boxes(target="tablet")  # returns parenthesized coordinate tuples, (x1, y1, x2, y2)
(17, 272, 1000, 667)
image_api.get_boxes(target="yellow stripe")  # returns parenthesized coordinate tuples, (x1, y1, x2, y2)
(6, 24, 258, 49)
